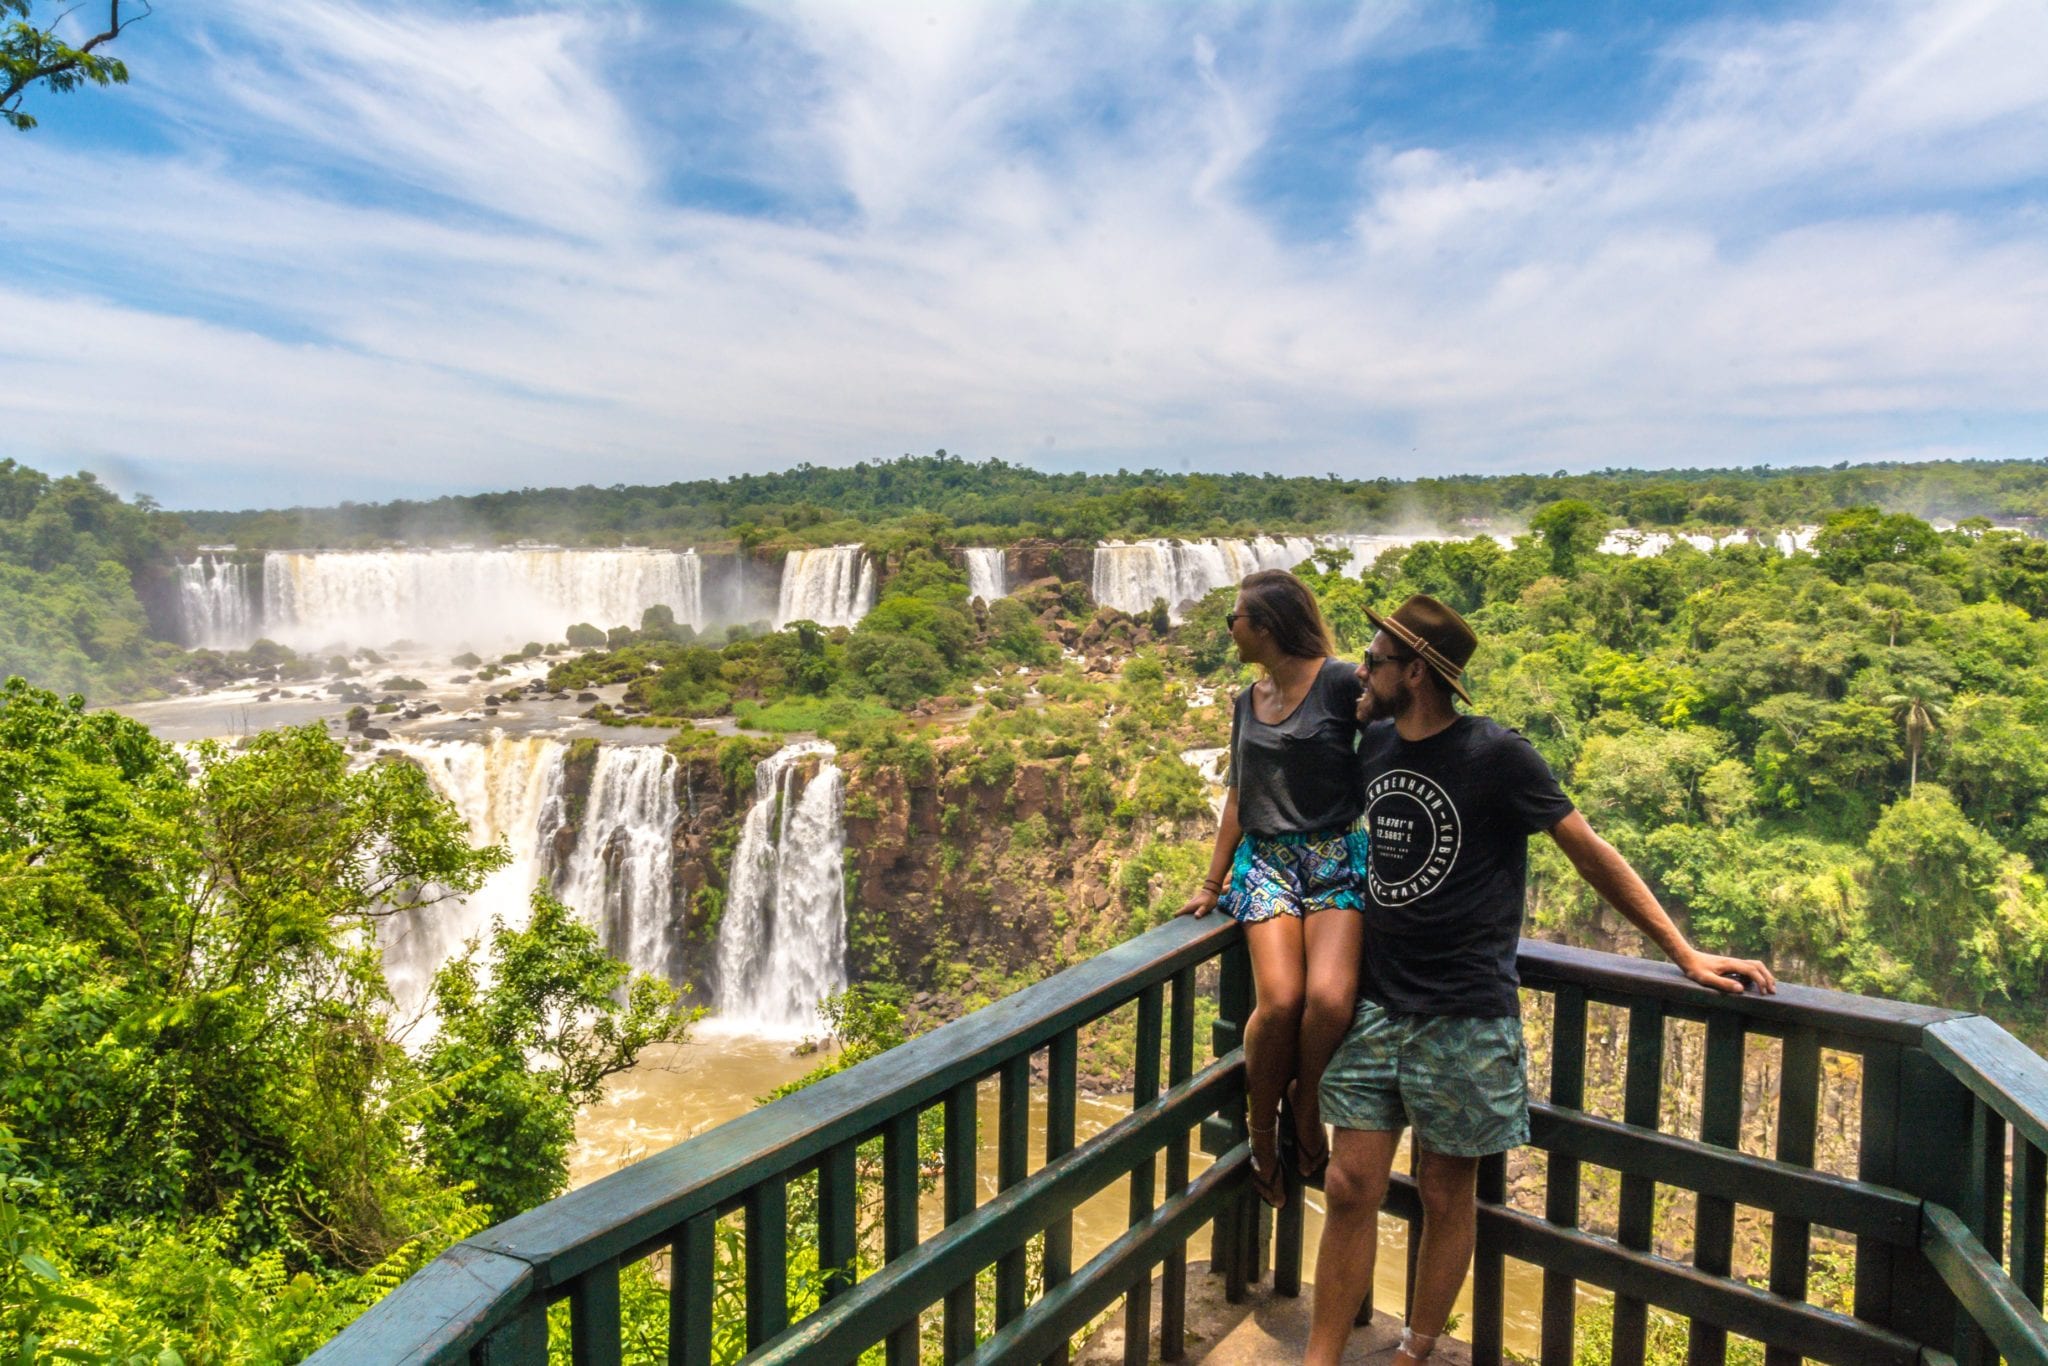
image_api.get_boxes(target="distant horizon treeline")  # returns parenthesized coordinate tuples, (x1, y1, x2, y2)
(5, 450, 2048, 702)
(174, 451, 2048, 550)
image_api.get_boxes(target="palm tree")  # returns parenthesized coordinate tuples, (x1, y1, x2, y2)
(1883, 689, 1946, 794)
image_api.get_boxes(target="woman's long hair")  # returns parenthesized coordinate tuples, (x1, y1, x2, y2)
(1237, 568, 1335, 661)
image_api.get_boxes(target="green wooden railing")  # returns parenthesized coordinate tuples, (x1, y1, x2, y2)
(317, 917, 2048, 1365)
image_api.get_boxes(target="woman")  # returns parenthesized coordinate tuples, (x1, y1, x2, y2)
(1181, 569, 1366, 1210)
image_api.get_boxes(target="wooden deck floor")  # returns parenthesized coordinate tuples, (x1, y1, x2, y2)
(1073, 1261, 1473, 1365)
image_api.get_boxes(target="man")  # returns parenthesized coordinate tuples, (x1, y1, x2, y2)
(1304, 595, 1775, 1366)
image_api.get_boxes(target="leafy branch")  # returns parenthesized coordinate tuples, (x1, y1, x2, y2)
(2, 0, 148, 132)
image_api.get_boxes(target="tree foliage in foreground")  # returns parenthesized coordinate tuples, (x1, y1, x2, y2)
(0, 679, 689, 1361)
(2, 1, 136, 133)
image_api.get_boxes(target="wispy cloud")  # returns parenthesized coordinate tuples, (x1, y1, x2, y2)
(2, 0, 2043, 508)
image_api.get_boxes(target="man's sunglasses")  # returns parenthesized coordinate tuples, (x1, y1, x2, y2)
(1365, 650, 1417, 671)
(1224, 611, 1249, 628)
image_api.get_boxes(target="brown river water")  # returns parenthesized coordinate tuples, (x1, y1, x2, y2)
(568, 1032, 1561, 1355)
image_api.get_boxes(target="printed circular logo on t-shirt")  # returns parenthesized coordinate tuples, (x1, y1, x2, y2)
(1363, 769, 1463, 904)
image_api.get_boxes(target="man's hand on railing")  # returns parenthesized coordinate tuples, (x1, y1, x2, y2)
(1676, 947, 1777, 995)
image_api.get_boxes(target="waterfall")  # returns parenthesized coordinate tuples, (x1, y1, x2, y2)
(1598, 528, 1816, 558)
(964, 547, 1008, 603)
(775, 547, 875, 630)
(378, 734, 568, 1026)
(713, 740, 848, 1035)
(553, 745, 680, 985)
(257, 548, 705, 651)
(176, 555, 259, 648)
(1090, 537, 1320, 621)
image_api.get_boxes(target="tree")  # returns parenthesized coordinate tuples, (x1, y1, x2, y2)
(1530, 499, 1606, 576)
(1865, 785, 2048, 1006)
(2, 1, 140, 132)
(1881, 688, 1945, 793)
(1811, 507, 1940, 582)
(416, 892, 690, 1219)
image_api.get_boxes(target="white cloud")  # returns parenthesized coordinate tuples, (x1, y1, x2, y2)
(0, 0, 2043, 508)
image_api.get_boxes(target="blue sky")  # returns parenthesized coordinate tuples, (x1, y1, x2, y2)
(3, 0, 2044, 511)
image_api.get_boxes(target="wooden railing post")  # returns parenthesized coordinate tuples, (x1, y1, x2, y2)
(1861, 1045, 1971, 1349)
(1540, 985, 1587, 1366)
(1161, 964, 1197, 1362)
(1764, 1025, 1819, 1366)
(474, 1300, 548, 1365)
(1205, 937, 1255, 1301)
(1472, 1152, 1507, 1366)
(1043, 1028, 1079, 1366)
(1687, 1013, 1745, 1366)
(1612, 1000, 1666, 1366)
(1957, 1094, 2007, 1366)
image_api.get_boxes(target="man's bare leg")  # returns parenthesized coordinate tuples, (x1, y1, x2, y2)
(1303, 1127, 1400, 1365)
(1396, 1149, 1480, 1363)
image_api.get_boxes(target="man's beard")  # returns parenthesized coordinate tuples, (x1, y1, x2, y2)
(1358, 678, 1412, 723)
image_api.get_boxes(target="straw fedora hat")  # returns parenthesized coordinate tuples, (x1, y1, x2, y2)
(1364, 594, 1477, 705)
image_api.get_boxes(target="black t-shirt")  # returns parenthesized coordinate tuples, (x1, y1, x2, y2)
(1356, 715, 1575, 1018)
(1226, 659, 1364, 836)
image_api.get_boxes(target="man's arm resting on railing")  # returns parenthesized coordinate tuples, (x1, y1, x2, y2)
(1547, 810, 1778, 996)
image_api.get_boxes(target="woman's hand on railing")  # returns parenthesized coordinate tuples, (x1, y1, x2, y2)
(1178, 886, 1222, 918)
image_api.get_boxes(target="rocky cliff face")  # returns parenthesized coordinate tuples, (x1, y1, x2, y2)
(1007, 538, 1093, 586)
(840, 748, 1209, 1007)
(667, 751, 742, 991)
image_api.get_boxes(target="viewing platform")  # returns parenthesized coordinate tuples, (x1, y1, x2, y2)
(315, 916, 2048, 1366)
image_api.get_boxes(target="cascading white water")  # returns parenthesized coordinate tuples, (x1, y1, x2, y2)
(257, 548, 704, 651)
(553, 745, 679, 986)
(1090, 536, 1321, 621)
(713, 740, 848, 1035)
(1597, 528, 1821, 558)
(775, 547, 875, 629)
(176, 555, 259, 648)
(378, 734, 568, 1026)
(964, 547, 1008, 603)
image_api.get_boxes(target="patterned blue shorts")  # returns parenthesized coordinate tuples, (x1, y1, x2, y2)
(1220, 827, 1369, 924)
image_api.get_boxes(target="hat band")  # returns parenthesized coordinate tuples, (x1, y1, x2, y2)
(1384, 616, 1466, 684)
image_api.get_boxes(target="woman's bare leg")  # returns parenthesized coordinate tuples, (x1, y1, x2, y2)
(1294, 907, 1364, 1156)
(1243, 915, 1308, 1190)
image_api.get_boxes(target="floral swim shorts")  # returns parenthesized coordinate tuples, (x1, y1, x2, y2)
(1220, 827, 1370, 924)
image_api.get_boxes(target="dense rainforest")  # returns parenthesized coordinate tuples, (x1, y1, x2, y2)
(5, 451, 2048, 1360)
(179, 452, 2048, 550)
